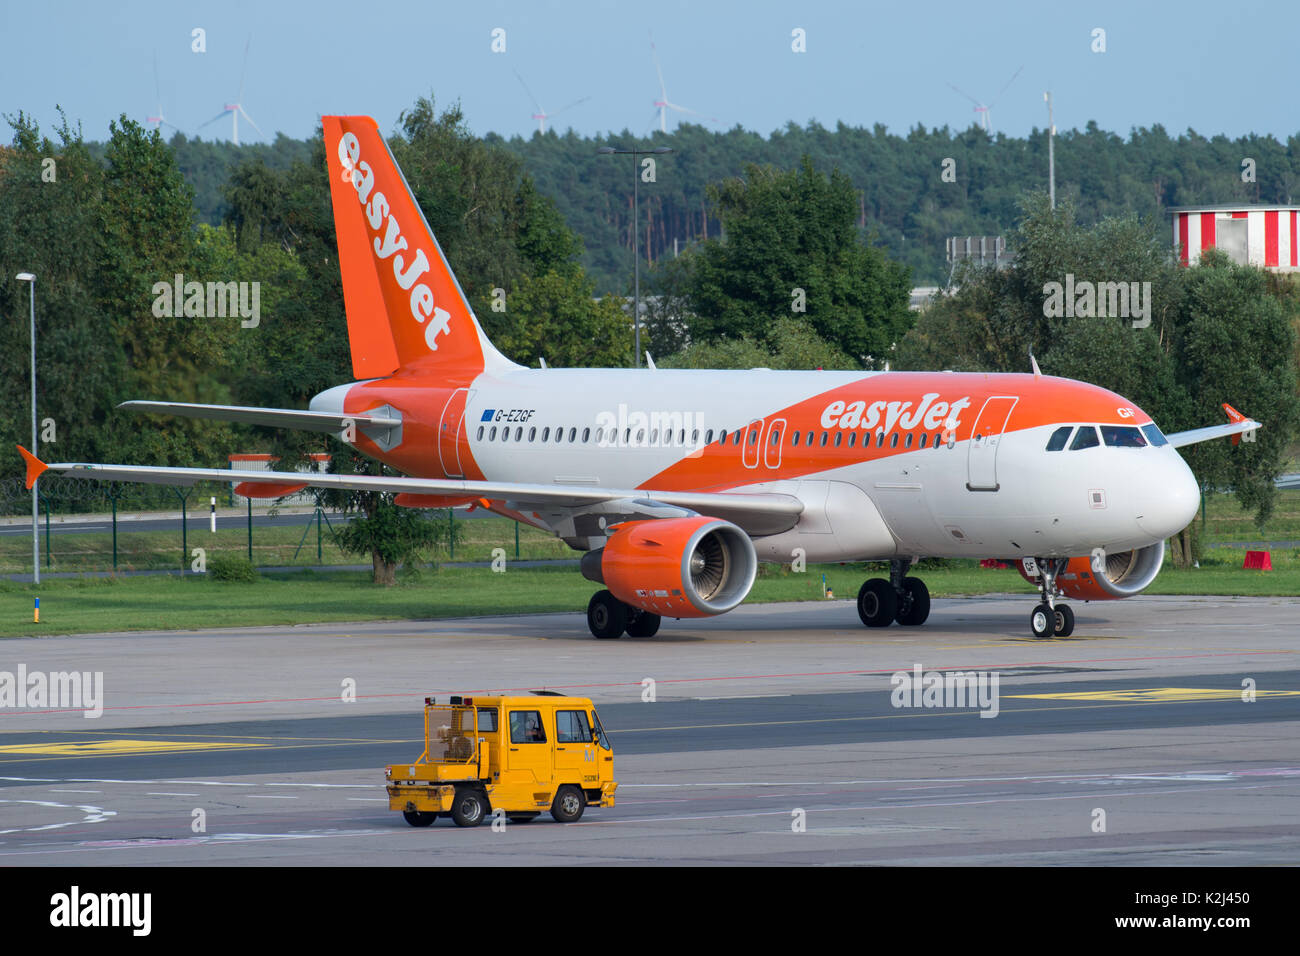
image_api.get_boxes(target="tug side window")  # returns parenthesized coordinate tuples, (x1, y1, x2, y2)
(555, 710, 591, 743)
(510, 710, 546, 743)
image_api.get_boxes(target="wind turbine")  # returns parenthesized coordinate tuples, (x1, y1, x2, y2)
(198, 36, 262, 145)
(947, 65, 1024, 133)
(649, 38, 717, 133)
(145, 52, 184, 135)
(513, 70, 589, 134)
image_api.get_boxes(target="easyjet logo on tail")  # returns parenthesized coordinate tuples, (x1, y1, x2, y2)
(335, 130, 451, 352)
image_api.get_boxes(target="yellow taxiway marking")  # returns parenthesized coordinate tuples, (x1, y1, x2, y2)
(1008, 688, 1300, 703)
(0, 740, 265, 757)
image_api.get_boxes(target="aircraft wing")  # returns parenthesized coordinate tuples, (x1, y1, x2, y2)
(1165, 403, 1261, 448)
(16, 447, 802, 537)
(118, 401, 401, 434)
(1277, 474, 1300, 489)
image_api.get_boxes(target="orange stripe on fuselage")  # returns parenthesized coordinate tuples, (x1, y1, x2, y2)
(641, 372, 1151, 492)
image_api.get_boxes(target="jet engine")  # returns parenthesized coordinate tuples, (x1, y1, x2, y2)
(580, 516, 757, 617)
(1018, 541, 1166, 600)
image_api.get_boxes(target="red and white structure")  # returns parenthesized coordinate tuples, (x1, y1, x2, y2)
(1172, 204, 1300, 272)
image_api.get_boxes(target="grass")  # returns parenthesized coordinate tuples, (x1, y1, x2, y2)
(1, 548, 1296, 639)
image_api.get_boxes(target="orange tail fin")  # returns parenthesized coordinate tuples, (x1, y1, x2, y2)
(322, 116, 515, 379)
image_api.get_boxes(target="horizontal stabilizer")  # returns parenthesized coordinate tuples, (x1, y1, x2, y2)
(119, 401, 401, 434)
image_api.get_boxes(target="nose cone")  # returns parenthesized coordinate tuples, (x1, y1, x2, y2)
(1136, 453, 1200, 538)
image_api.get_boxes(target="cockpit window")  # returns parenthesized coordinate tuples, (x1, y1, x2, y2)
(1045, 426, 1073, 451)
(1101, 425, 1147, 447)
(1141, 423, 1169, 447)
(1069, 426, 1100, 450)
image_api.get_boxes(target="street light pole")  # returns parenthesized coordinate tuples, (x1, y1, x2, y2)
(16, 272, 38, 584)
(1045, 91, 1056, 210)
(597, 145, 672, 367)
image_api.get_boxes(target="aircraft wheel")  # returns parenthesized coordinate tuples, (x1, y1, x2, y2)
(625, 610, 661, 638)
(857, 578, 897, 628)
(587, 590, 627, 639)
(896, 577, 931, 626)
(1030, 603, 1054, 639)
(1053, 604, 1075, 637)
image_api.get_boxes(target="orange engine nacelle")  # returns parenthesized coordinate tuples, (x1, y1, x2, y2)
(580, 516, 758, 618)
(1016, 541, 1166, 601)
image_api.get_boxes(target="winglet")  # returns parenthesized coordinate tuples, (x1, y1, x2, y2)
(1223, 403, 1248, 445)
(17, 445, 48, 489)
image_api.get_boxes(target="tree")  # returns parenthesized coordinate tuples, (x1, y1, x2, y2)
(685, 157, 913, 366)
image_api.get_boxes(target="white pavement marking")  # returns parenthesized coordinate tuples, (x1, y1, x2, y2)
(0, 798, 116, 834)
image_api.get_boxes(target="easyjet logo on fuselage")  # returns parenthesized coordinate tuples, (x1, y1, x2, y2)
(820, 393, 972, 435)
(336, 131, 451, 352)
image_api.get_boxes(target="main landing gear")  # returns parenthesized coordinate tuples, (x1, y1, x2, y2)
(857, 559, 930, 628)
(1027, 557, 1074, 639)
(587, 590, 661, 639)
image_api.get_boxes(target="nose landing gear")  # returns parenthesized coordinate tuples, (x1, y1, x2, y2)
(857, 559, 931, 628)
(1027, 558, 1074, 638)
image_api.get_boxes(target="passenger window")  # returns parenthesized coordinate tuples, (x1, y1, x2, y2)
(509, 710, 547, 744)
(834, 432, 842, 447)
(904, 433, 913, 449)
(581, 427, 590, 442)
(489, 426, 497, 440)
(706, 429, 714, 444)
(733, 430, 742, 445)
(849, 433, 857, 447)
(771, 429, 781, 445)
(568, 427, 577, 442)
(515, 426, 522, 441)
(890, 433, 899, 448)
(477, 426, 484, 440)
(919, 434, 928, 448)
(555, 710, 592, 743)
(791, 431, 800, 447)
(820, 431, 828, 447)
(1070, 426, 1100, 450)
(1046, 426, 1073, 451)
(541, 427, 550, 441)
(529, 427, 536, 442)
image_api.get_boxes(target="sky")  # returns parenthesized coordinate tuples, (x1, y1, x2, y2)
(2, 0, 1298, 146)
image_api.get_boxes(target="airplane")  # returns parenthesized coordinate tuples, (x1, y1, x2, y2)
(16, 115, 1263, 640)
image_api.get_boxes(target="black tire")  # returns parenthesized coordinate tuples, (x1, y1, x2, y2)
(857, 578, 897, 628)
(507, 813, 539, 823)
(625, 610, 661, 638)
(450, 788, 487, 828)
(402, 810, 436, 828)
(587, 590, 627, 639)
(1053, 603, 1075, 637)
(1030, 602, 1054, 638)
(896, 577, 931, 626)
(550, 785, 586, 823)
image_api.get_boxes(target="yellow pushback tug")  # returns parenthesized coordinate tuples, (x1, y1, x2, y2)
(387, 694, 617, 827)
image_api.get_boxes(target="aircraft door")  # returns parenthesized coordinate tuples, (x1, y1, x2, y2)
(437, 388, 472, 478)
(966, 396, 1018, 491)
(763, 418, 786, 469)
(742, 419, 763, 469)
